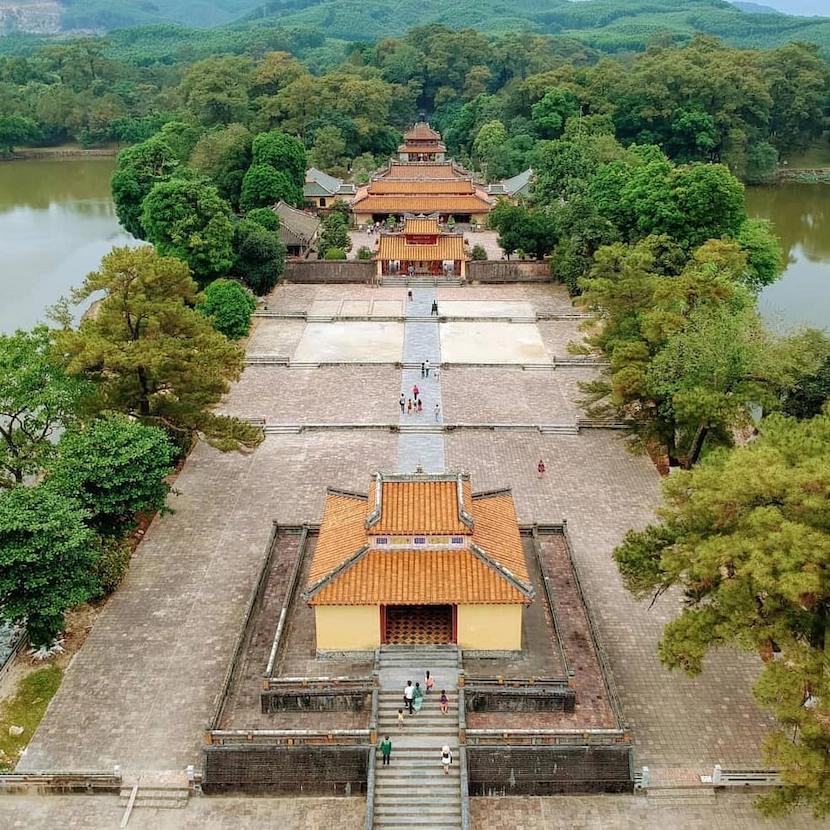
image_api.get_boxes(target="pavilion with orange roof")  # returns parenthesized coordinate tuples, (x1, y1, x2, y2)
(303, 473, 534, 652)
(375, 217, 469, 278)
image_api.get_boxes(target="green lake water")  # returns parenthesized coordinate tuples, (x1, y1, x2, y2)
(0, 159, 827, 334)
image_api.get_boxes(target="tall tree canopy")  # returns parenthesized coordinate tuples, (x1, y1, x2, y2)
(0, 326, 90, 489)
(614, 412, 830, 818)
(55, 246, 261, 452)
(140, 177, 235, 287)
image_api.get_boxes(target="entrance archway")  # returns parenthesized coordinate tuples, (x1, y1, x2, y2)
(383, 605, 454, 645)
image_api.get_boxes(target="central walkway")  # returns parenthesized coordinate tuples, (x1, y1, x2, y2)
(398, 285, 444, 473)
(374, 646, 462, 829)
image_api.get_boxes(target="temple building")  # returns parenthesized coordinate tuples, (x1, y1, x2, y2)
(397, 121, 446, 162)
(303, 167, 357, 211)
(303, 473, 534, 653)
(375, 217, 468, 278)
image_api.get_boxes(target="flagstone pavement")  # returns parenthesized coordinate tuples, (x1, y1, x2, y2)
(6, 281, 812, 828)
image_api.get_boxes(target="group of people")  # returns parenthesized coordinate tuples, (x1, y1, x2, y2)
(400, 378, 441, 421)
(380, 669, 452, 773)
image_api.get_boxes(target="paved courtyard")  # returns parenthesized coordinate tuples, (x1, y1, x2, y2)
(8, 280, 799, 827)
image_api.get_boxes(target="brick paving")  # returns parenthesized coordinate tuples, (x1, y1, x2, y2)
(12, 280, 798, 827)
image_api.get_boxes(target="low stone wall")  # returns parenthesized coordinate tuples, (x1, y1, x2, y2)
(467, 745, 633, 795)
(202, 745, 369, 795)
(261, 687, 372, 714)
(285, 261, 375, 283)
(464, 685, 576, 714)
(0, 773, 122, 795)
(467, 261, 550, 283)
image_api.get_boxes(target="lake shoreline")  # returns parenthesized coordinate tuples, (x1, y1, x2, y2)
(0, 147, 119, 163)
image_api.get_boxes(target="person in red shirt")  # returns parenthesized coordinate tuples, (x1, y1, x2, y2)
(538, 459, 546, 477)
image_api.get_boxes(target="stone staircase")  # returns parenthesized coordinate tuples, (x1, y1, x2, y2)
(379, 276, 463, 287)
(373, 645, 462, 829)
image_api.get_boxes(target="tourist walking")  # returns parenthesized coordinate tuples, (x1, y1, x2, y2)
(380, 735, 392, 766)
(440, 690, 449, 714)
(398, 709, 405, 729)
(434, 403, 441, 422)
(413, 384, 419, 399)
(407, 399, 413, 415)
(421, 362, 425, 378)
(441, 745, 452, 774)
(425, 670, 435, 694)
(538, 459, 546, 478)
(413, 682, 424, 712)
(424, 359, 430, 377)
(417, 399, 423, 415)
(399, 393, 405, 414)
(404, 680, 415, 715)
(431, 300, 439, 316)
(408, 290, 413, 302)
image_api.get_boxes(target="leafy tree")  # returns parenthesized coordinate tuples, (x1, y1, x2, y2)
(356, 246, 374, 260)
(783, 356, 830, 421)
(0, 113, 37, 154)
(488, 201, 557, 259)
(324, 248, 347, 260)
(95, 536, 131, 596)
(198, 279, 256, 340)
(0, 326, 90, 489)
(140, 177, 235, 287)
(0, 484, 97, 647)
(49, 414, 176, 538)
(317, 212, 352, 258)
(179, 55, 253, 126)
(55, 246, 260, 452)
(471, 244, 488, 261)
(189, 123, 253, 210)
(735, 218, 784, 291)
(251, 130, 307, 192)
(239, 164, 302, 212)
(110, 136, 180, 239)
(245, 207, 280, 232)
(613, 413, 830, 818)
(473, 120, 509, 180)
(309, 125, 347, 172)
(232, 219, 286, 295)
(531, 87, 580, 139)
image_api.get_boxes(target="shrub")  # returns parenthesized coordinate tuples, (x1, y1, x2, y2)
(471, 244, 488, 260)
(96, 537, 131, 596)
(356, 246, 374, 260)
(199, 278, 256, 339)
(324, 248, 347, 260)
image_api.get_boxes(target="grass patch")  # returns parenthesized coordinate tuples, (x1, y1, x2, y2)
(783, 142, 830, 169)
(0, 665, 63, 771)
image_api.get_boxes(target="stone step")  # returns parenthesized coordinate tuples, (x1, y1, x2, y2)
(538, 423, 580, 435)
(263, 424, 303, 434)
(288, 362, 320, 370)
(119, 787, 189, 809)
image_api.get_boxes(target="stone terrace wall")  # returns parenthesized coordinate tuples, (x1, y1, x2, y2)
(202, 745, 369, 795)
(464, 685, 576, 714)
(468, 261, 550, 283)
(467, 745, 633, 795)
(285, 261, 375, 283)
(261, 688, 372, 714)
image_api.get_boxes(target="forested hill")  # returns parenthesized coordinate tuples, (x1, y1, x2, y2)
(234, 0, 830, 49)
(1, 0, 829, 46)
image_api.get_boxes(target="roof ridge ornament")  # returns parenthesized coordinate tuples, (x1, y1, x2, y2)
(365, 472, 383, 529)
(457, 473, 474, 530)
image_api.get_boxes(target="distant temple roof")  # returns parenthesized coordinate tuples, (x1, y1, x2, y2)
(487, 169, 533, 198)
(402, 122, 442, 142)
(304, 167, 357, 198)
(304, 474, 533, 607)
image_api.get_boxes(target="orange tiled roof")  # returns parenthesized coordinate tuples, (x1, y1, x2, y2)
(352, 194, 492, 214)
(404, 122, 442, 141)
(381, 163, 465, 180)
(398, 142, 447, 153)
(307, 491, 368, 583)
(368, 479, 472, 535)
(402, 218, 441, 235)
(471, 493, 530, 584)
(308, 549, 529, 605)
(370, 179, 474, 195)
(377, 235, 467, 262)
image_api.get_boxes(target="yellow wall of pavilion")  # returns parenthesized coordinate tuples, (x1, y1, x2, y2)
(456, 604, 522, 650)
(315, 605, 379, 650)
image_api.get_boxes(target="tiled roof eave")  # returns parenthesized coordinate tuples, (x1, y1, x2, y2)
(303, 544, 371, 601)
(469, 542, 534, 601)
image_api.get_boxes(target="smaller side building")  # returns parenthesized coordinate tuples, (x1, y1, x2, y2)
(271, 200, 321, 258)
(304, 473, 533, 653)
(304, 167, 357, 212)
